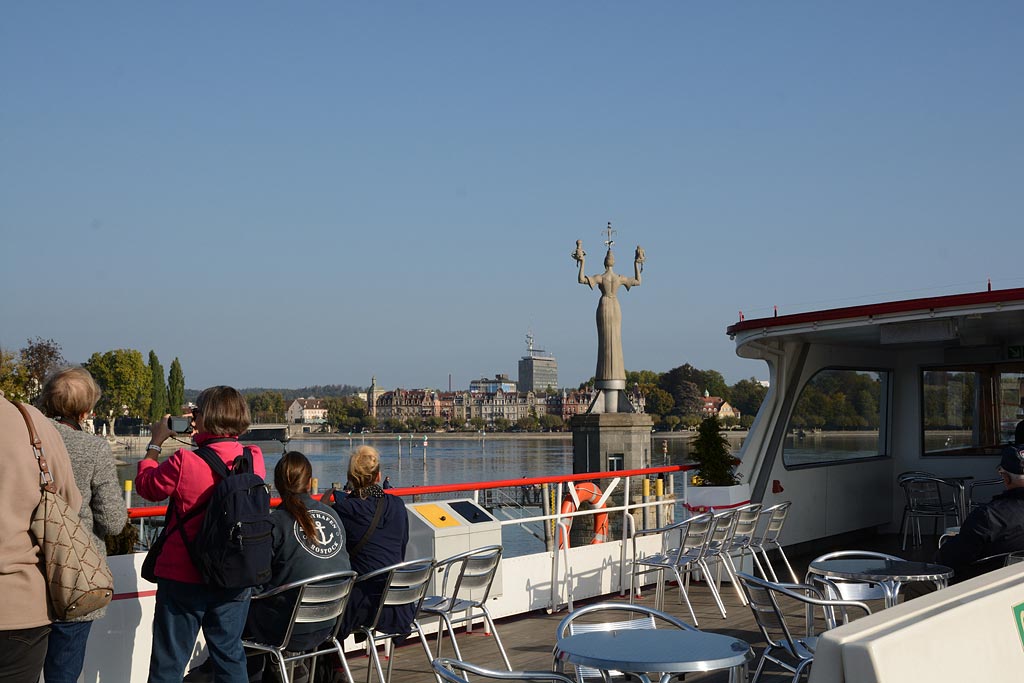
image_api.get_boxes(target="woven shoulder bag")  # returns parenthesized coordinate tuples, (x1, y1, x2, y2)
(10, 399, 114, 619)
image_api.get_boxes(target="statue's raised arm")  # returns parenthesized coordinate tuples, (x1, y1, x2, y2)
(572, 239, 594, 288)
(633, 245, 645, 282)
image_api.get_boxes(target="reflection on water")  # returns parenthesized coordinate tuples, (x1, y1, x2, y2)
(782, 431, 884, 465)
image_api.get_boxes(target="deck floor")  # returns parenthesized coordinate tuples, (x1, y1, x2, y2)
(341, 533, 938, 683)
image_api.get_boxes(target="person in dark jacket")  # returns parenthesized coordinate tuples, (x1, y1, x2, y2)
(242, 451, 351, 681)
(332, 446, 412, 639)
(937, 444, 1024, 582)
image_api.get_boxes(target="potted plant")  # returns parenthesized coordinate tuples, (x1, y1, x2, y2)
(686, 416, 749, 511)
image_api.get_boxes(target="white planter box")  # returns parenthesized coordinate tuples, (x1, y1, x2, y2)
(684, 483, 750, 512)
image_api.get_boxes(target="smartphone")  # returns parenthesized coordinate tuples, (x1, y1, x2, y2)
(168, 416, 193, 433)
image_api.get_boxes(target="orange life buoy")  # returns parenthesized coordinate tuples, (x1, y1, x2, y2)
(558, 482, 610, 549)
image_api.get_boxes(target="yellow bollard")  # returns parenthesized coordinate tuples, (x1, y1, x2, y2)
(642, 479, 651, 497)
(655, 478, 664, 497)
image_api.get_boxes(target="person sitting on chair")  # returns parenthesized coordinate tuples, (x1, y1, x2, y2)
(937, 444, 1024, 582)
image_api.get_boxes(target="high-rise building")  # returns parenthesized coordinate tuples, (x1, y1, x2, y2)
(518, 332, 558, 393)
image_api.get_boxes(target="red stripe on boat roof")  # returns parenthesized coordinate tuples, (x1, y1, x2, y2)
(727, 287, 1024, 336)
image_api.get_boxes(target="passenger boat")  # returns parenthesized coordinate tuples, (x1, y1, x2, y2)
(82, 285, 1024, 682)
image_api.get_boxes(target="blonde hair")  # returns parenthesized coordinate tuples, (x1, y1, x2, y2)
(195, 385, 250, 436)
(348, 445, 381, 490)
(40, 367, 101, 421)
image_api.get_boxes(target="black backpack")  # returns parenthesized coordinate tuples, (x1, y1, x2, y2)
(187, 445, 273, 589)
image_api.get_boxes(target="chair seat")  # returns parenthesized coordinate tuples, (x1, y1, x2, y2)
(421, 596, 479, 615)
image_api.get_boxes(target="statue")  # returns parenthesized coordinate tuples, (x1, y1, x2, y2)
(572, 224, 644, 405)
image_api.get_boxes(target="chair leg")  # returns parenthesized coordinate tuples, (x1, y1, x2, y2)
(270, 651, 290, 683)
(773, 544, 799, 584)
(480, 607, 512, 670)
(697, 559, 728, 618)
(721, 552, 748, 605)
(671, 567, 699, 627)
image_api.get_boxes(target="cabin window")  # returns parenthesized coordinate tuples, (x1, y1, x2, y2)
(921, 365, 1024, 456)
(783, 368, 890, 466)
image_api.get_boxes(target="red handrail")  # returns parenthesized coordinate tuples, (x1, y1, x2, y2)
(127, 464, 692, 519)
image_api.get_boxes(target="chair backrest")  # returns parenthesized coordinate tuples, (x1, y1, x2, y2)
(730, 503, 763, 547)
(250, 569, 358, 648)
(706, 509, 739, 551)
(968, 478, 1003, 511)
(436, 545, 503, 605)
(807, 551, 902, 603)
(735, 572, 803, 657)
(357, 557, 434, 633)
(680, 512, 715, 556)
(900, 476, 957, 512)
(434, 658, 577, 683)
(756, 501, 792, 545)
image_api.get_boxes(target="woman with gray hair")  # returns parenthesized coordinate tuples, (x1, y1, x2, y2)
(38, 367, 128, 683)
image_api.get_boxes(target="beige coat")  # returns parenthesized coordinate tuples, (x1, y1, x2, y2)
(0, 399, 82, 630)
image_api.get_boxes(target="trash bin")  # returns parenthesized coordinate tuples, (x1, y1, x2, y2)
(406, 499, 503, 598)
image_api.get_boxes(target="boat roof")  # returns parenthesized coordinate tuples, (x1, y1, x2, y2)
(726, 286, 1024, 349)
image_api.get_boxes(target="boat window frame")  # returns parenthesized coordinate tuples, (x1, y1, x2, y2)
(920, 362, 1024, 457)
(781, 365, 893, 469)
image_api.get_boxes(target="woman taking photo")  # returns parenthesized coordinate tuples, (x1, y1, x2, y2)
(36, 367, 127, 683)
(138, 385, 265, 683)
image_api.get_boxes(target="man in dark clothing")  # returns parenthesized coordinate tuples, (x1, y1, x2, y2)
(937, 444, 1024, 582)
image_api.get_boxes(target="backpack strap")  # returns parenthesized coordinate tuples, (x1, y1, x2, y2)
(193, 445, 232, 480)
(350, 497, 386, 558)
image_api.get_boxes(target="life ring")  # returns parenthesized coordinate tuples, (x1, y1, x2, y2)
(558, 482, 610, 548)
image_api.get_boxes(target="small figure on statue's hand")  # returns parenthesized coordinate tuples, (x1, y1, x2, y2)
(572, 239, 586, 263)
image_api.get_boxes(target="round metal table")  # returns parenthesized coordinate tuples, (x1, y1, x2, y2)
(553, 629, 752, 683)
(807, 558, 953, 607)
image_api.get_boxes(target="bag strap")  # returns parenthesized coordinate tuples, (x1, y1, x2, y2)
(7, 398, 57, 494)
(350, 497, 386, 558)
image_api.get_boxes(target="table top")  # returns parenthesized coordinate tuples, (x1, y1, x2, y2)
(554, 629, 751, 673)
(808, 558, 953, 582)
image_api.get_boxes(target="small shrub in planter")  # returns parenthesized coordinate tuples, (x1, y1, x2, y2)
(690, 415, 740, 486)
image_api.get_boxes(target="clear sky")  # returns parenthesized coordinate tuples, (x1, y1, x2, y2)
(3, 3, 1023, 392)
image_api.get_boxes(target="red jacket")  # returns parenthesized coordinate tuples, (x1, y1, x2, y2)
(137, 435, 265, 584)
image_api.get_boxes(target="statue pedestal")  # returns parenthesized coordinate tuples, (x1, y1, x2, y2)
(571, 413, 654, 474)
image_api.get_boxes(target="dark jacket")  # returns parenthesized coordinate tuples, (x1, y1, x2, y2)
(937, 485, 1024, 582)
(247, 495, 351, 646)
(332, 491, 413, 637)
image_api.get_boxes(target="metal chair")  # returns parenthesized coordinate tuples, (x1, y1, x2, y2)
(967, 478, 1003, 512)
(628, 512, 723, 625)
(418, 545, 511, 671)
(736, 572, 871, 683)
(749, 502, 799, 583)
(898, 475, 962, 549)
(434, 658, 577, 683)
(805, 550, 903, 608)
(353, 558, 436, 683)
(241, 569, 358, 683)
(553, 602, 697, 683)
(700, 508, 743, 606)
(720, 503, 764, 604)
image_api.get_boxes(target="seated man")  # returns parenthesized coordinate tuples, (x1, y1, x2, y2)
(937, 445, 1024, 582)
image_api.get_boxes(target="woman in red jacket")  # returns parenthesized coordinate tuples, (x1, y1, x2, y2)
(138, 386, 265, 683)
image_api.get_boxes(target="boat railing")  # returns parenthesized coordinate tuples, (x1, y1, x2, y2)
(124, 464, 694, 609)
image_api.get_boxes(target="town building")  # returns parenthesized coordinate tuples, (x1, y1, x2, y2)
(286, 397, 329, 424)
(700, 391, 741, 421)
(518, 333, 558, 393)
(470, 374, 517, 394)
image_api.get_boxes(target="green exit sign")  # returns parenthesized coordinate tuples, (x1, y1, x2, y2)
(1009, 346, 1024, 360)
(1014, 602, 1024, 650)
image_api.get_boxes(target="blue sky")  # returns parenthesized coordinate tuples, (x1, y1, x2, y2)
(3, 3, 1023, 391)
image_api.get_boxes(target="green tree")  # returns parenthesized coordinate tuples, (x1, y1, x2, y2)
(493, 417, 511, 432)
(405, 415, 423, 432)
(644, 387, 675, 418)
(540, 414, 565, 432)
(148, 351, 169, 421)
(85, 349, 151, 429)
(729, 378, 767, 420)
(470, 416, 486, 431)
(167, 358, 185, 414)
(690, 416, 739, 486)
(426, 416, 445, 431)
(664, 415, 681, 432)
(516, 416, 540, 432)
(248, 390, 286, 423)
(0, 346, 30, 401)
(20, 337, 65, 401)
